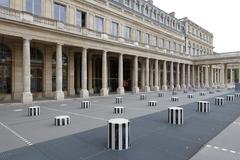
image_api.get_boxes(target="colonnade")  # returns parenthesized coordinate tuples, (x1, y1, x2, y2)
(21, 38, 235, 103)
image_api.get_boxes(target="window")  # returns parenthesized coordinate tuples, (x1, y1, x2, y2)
(95, 16, 104, 32)
(76, 10, 86, 27)
(135, 1, 140, 11)
(168, 41, 171, 50)
(153, 10, 157, 19)
(54, 3, 66, 22)
(125, 0, 130, 6)
(145, 33, 150, 45)
(30, 48, 43, 92)
(52, 52, 68, 91)
(174, 42, 177, 51)
(111, 22, 118, 36)
(153, 36, 158, 47)
(124, 26, 131, 40)
(136, 30, 141, 42)
(0, 0, 9, 7)
(145, 6, 149, 16)
(26, 0, 41, 16)
(178, 44, 181, 52)
(160, 39, 164, 48)
(0, 43, 11, 94)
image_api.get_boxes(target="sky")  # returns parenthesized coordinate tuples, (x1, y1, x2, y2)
(153, 0, 240, 53)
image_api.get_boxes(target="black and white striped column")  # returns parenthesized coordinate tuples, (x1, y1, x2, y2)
(116, 97, 123, 104)
(197, 101, 210, 112)
(227, 95, 235, 101)
(235, 93, 240, 98)
(187, 94, 194, 98)
(171, 97, 179, 102)
(215, 97, 225, 106)
(199, 92, 206, 96)
(27, 106, 40, 116)
(81, 101, 91, 109)
(158, 92, 164, 97)
(140, 94, 146, 100)
(108, 118, 130, 150)
(148, 101, 157, 106)
(183, 90, 188, 93)
(114, 106, 125, 114)
(168, 107, 184, 125)
(209, 90, 215, 94)
(54, 115, 70, 126)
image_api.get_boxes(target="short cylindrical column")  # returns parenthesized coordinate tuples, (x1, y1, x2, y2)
(158, 92, 164, 97)
(54, 115, 70, 126)
(226, 95, 235, 101)
(27, 106, 40, 116)
(140, 94, 146, 100)
(148, 101, 157, 106)
(108, 118, 130, 150)
(168, 107, 184, 125)
(81, 101, 91, 109)
(187, 94, 194, 98)
(235, 93, 240, 98)
(114, 106, 125, 114)
(116, 97, 123, 104)
(171, 97, 179, 102)
(215, 97, 225, 106)
(197, 101, 210, 112)
(199, 92, 206, 96)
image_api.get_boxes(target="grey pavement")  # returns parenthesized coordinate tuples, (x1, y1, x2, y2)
(0, 89, 239, 160)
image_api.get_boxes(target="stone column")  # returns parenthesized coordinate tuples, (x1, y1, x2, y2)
(192, 65, 195, 88)
(187, 64, 191, 88)
(181, 63, 186, 89)
(150, 63, 154, 89)
(144, 58, 150, 92)
(21, 38, 33, 103)
(55, 43, 64, 100)
(224, 64, 228, 88)
(205, 65, 209, 88)
(170, 61, 174, 90)
(230, 68, 233, 84)
(100, 50, 109, 96)
(220, 64, 225, 88)
(68, 49, 75, 96)
(80, 48, 89, 98)
(158, 63, 161, 89)
(117, 53, 125, 94)
(238, 64, 240, 83)
(76, 54, 81, 93)
(209, 65, 214, 88)
(176, 62, 180, 89)
(201, 66, 204, 88)
(88, 53, 94, 94)
(132, 56, 139, 93)
(154, 59, 159, 91)
(197, 65, 200, 88)
(141, 61, 145, 89)
(162, 60, 168, 91)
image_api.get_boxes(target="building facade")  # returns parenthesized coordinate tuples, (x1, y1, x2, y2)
(0, 0, 239, 103)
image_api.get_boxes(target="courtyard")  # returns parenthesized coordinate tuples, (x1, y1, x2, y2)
(0, 89, 239, 159)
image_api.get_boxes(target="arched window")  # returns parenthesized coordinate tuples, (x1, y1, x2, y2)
(0, 43, 11, 94)
(135, 0, 140, 11)
(145, 5, 149, 16)
(52, 52, 68, 91)
(153, 10, 157, 19)
(30, 47, 43, 92)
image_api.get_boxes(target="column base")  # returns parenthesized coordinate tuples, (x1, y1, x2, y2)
(89, 88, 94, 95)
(54, 91, 64, 100)
(144, 86, 150, 92)
(21, 92, 33, 103)
(176, 84, 181, 90)
(153, 86, 159, 91)
(132, 87, 139, 93)
(100, 88, 109, 96)
(181, 84, 186, 89)
(170, 85, 174, 90)
(162, 85, 168, 91)
(117, 87, 125, 95)
(80, 89, 89, 98)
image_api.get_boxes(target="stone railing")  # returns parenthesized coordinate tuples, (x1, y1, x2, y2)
(0, 6, 191, 58)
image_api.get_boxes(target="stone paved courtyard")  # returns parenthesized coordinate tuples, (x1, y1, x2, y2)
(0, 89, 239, 160)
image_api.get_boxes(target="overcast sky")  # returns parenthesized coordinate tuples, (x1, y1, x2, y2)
(153, 0, 240, 53)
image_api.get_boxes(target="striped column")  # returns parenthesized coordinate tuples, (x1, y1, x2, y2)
(108, 118, 130, 150)
(28, 106, 40, 116)
(197, 101, 210, 112)
(168, 107, 184, 125)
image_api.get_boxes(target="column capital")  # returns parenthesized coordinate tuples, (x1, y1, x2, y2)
(23, 37, 32, 41)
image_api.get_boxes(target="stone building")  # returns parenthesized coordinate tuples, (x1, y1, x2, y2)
(0, 0, 239, 103)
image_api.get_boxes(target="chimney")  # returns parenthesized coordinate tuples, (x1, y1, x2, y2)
(169, 12, 176, 17)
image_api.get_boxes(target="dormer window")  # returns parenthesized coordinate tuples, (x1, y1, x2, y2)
(145, 5, 149, 16)
(135, 0, 140, 11)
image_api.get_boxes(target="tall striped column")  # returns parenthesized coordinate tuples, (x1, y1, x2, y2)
(108, 118, 130, 150)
